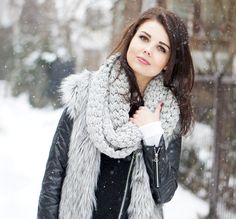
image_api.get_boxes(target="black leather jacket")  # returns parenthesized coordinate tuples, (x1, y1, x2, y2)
(37, 109, 181, 219)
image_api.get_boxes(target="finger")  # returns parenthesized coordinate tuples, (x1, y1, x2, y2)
(154, 101, 164, 117)
(154, 103, 161, 113)
(138, 106, 146, 110)
(129, 117, 136, 123)
(130, 117, 138, 125)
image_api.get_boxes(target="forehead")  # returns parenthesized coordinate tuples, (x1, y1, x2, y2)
(136, 19, 170, 44)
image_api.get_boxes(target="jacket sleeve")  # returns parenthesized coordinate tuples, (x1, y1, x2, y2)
(37, 109, 73, 219)
(142, 133, 182, 204)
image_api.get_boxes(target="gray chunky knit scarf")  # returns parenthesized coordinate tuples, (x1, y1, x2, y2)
(59, 54, 180, 219)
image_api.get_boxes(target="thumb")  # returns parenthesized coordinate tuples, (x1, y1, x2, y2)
(154, 102, 164, 119)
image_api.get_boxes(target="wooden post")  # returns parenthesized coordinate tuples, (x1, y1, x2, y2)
(208, 73, 223, 219)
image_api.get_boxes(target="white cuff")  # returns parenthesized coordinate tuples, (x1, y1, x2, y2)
(139, 121, 164, 146)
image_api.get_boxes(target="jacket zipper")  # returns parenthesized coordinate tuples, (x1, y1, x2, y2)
(154, 146, 161, 188)
(118, 153, 135, 219)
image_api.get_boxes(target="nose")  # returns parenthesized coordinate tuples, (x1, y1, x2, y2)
(143, 48, 151, 56)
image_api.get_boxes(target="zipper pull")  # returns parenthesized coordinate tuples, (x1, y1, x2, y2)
(154, 146, 161, 188)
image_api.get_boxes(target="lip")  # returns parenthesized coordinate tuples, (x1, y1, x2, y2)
(137, 56, 150, 65)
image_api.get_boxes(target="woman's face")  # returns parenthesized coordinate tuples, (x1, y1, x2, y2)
(127, 19, 171, 85)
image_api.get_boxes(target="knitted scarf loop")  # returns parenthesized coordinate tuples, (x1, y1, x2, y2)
(59, 54, 180, 219)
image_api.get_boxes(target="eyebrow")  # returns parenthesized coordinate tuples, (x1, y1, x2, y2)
(141, 31, 170, 50)
(159, 41, 170, 49)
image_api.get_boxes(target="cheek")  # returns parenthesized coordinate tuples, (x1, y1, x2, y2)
(153, 53, 170, 67)
(126, 47, 132, 65)
(127, 42, 137, 63)
(127, 41, 135, 55)
(128, 37, 142, 53)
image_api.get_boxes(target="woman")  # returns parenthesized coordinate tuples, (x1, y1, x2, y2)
(38, 6, 194, 219)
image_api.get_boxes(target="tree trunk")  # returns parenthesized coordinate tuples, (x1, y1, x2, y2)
(208, 74, 224, 219)
(156, 0, 166, 8)
(110, 0, 142, 51)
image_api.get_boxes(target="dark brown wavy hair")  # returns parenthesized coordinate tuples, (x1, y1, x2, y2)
(110, 6, 195, 135)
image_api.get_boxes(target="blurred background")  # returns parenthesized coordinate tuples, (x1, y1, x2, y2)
(0, 0, 235, 218)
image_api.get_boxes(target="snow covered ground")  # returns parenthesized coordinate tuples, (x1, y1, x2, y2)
(0, 81, 209, 219)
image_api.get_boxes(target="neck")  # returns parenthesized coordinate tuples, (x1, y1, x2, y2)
(135, 75, 152, 96)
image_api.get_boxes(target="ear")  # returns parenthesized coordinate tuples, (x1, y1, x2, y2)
(162, 66, 167, 72)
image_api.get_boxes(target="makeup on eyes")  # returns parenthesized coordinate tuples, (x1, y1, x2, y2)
(159, 41, 170, 50)
(140, 31, 170, 51)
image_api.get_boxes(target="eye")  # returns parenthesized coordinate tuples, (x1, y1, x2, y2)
(139, 35, 149, 42)
(157, 45, 166, 53)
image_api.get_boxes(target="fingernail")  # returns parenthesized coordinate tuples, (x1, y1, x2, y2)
(160, 102, 164, 107)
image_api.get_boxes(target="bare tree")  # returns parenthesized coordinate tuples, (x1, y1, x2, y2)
(190, 1, 236, 218)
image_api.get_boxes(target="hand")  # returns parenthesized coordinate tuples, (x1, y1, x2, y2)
(129, 102, 164, 127)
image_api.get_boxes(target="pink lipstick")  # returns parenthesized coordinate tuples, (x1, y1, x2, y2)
(137, 56, 150, 65)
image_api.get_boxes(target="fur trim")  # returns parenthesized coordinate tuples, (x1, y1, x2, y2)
(60, 69, 91, 119)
